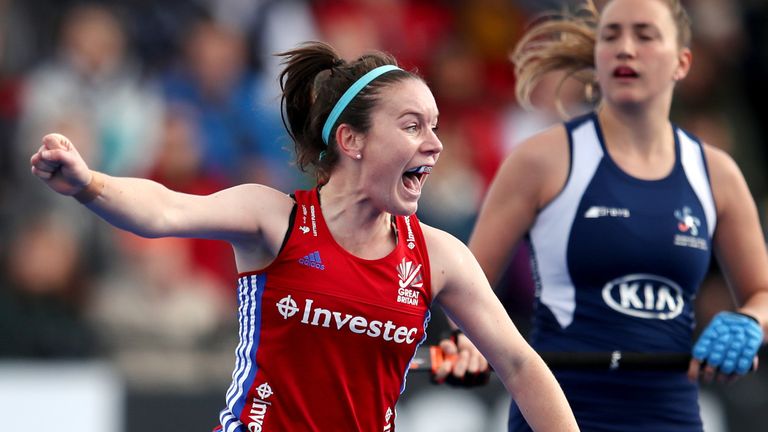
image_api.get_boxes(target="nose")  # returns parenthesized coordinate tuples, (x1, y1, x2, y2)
(617, 35, 636, 59)
(423, 128, 443, 156)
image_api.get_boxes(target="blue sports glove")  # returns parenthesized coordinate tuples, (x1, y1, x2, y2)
(692, 311, 763, 375)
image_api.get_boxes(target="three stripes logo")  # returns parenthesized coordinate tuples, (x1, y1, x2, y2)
(299, 251, 325, 270)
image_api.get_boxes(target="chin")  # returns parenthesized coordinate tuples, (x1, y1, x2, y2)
(391, 200, 419, 217)
(606, 88, 646, 104)
(608, 95, 647, 110)
(391, 187, 421, 216)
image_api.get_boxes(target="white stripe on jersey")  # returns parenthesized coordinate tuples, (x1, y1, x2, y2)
(219, 410, 242, 432)
(678, 129, 717, 237)
(225, 275, 259, 418)
(224, 278, 248, 401)
(530, 120, 603, 328)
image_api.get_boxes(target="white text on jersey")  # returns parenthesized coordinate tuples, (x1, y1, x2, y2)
(277, 296, 419, 344)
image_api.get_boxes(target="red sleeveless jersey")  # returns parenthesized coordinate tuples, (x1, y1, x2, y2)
(218, 188, 433, 432)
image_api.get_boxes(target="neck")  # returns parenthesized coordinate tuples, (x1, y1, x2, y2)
(596, 102, 677, 180)
(318, 177, 395, 258)
(598, 102, 672, 153)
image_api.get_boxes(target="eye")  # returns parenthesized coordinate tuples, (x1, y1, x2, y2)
(431, 125, 439, 133)
(404, 124, 419, 133)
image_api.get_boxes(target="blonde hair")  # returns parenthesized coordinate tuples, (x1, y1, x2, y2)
(511, 0, 691, 115)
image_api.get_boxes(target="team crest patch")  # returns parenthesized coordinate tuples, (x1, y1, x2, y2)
(673, 206, 707, 250)
(396, 258, 422, 305)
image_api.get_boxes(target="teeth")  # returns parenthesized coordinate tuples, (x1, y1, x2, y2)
(405, 166, 432, 174)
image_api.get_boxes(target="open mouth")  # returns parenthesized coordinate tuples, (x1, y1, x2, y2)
(402, 165, 432, 194)
(613, 66, 639, 78)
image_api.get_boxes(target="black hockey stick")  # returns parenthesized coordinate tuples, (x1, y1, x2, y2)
(409, 346, 691, 373)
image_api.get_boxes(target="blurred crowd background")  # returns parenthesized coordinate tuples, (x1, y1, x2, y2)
(2, 0, 768, 430)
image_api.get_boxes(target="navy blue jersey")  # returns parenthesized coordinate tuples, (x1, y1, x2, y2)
(509, 113, 715, 432)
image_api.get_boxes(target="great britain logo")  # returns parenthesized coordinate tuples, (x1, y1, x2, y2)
(397, 258, 422, 289)
(396, 258, 422, 306)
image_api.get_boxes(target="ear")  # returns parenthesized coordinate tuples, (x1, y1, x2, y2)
(334, 123, 364, 160)
(673, 47, 692, 81)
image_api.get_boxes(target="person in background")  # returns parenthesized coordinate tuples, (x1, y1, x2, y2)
(16, 3, 163, 179)
(161, 17, 296, 190)
(0, 215, 97, 358)
(30, 41, 578, 432)
(467, 0, 768, 430)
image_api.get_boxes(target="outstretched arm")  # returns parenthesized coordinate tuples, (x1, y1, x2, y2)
(426, 226, 578, 431)
(30, 133, 293, 262)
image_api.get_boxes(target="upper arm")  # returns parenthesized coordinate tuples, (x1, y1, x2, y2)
(706, 145, 768, 304)
(426, 225, 579, 430)
(166, 183, 295, 272)
(163, 184, 292, 242)
(468, 125, 569, 286)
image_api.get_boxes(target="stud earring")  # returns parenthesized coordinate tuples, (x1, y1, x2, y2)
(355, 154, 362, 160)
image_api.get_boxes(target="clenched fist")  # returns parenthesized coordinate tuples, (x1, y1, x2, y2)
(30, 133, 93, 196)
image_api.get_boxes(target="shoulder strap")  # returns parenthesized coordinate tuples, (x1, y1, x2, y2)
(395, 214, 433, 303)
(277, 201, 298, 255)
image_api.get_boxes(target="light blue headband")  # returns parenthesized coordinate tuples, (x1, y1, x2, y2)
(321, 64, 402, 145)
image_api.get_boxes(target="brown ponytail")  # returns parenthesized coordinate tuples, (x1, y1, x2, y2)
(511, 1, 599, 114)
(277, 41, 417, 184)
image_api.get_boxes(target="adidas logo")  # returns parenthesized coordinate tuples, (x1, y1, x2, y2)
(298, 251, 325, 270)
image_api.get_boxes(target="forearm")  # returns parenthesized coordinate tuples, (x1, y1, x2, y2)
(78, 170, 183, 237)
(499, 350, 579, 431)
(739, 291, 768, 339)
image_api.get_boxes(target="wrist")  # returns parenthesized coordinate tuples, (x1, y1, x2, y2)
(735, 309, 763, 331)
(735, 311, 760, 324)
(73, 171, 104, 204)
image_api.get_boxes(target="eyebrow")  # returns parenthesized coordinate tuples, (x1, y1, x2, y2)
(397, 110, 439, 122)
(603, 22, 659, 32)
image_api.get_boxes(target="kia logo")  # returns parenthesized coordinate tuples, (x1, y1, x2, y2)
(601, 274, 684, 320)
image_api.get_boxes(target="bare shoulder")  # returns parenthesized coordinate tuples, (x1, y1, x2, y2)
(701, 143, 742, 183)
(419, 222, 475, 293)
(701, 143, 750, 216)
(207, 182, 291, 220)
(216, 183, 295, 214)
(420, 223, 467, 256)
(240, 183, 295, 225)
(494, 123, 570, 210)
(217, 184, 298, 270)
(508, 123, 569, 168)
(208, 183, 295, 243)
(701, 143, 745, 193)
